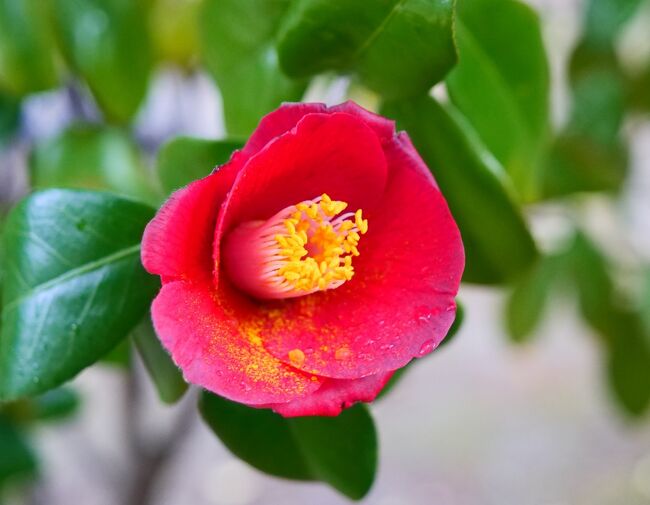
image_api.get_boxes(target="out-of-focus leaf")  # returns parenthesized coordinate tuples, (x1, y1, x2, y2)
(30, 125, 161, 206)
(542, 132, 627, 198)
(0, 415, 36, 486)
(446, 0, 550, 199)
(382, 96, 537, 284)
(583, 0, 644, 48)
(0, 0, 59, 95)
(199, 0, 306, 136)
(51, 0, 153, 123)
(1, 387, 79, 424)
(29, 387, 80, 421)
(132, 315, 187, 404)
(505, 253, 567, 343)
(100, 338, 131, 368)
(157, 137, 243, 194)
(627, 63, 650, 114)
(568, 232, 650, 417)
(541, 0, 637, 199)
(276, 0, 456, 99)
(607, 326, 650, 417)
(642, 269, 650, 336)
(290, 405, 376, 500)
(0, 190, 158, 400)
(149, 0, 200, 68)
(199, 392, 313, 480)
(200, 393, 377, 500)
(0, 94, 20, 146)
(570, 233, 617, 336)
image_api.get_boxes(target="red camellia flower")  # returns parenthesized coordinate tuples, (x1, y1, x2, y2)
(142, 101, 464, 417)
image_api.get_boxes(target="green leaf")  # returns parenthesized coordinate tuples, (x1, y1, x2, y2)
(567, 233, 650, 417)
(382, 95, 537, 284)
(51, 0, 153, 123)
(157, 137, 244, 194)
(607, 327, 650, 417)
(276, 0, 456, 99)
(99, 338, 131, 367)
(0, 190, 158, 400)
(583, 0, 644, 48)
(0, 415, 36, 487)
(200, 393, 377, 500)
(199, 392, 313, 481)
(505, 253, 567, 343)
(132, 315, 187, 404)
(199, 0, 306, 136)
(627, 63, 650, 114)
(30, 125, 161, 205)
(28, 387, 80, 421)
(149, 0, 201, 68)
(290, 405, 376, 500)
(541, 132, 628, 198)
(0, 0, 59, 95)
(446, 0, 550, 199)
(642, 269, 650, 336)
(0, 93, 20, 146)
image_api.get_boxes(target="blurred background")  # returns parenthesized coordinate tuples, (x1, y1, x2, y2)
(1, 0, 650, 504)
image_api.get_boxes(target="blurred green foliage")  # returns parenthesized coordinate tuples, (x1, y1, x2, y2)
(1, 0, 650, 500)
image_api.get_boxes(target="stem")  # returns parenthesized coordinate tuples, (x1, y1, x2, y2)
(124, 366, 196, 505)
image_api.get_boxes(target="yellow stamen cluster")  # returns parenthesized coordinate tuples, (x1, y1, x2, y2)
(273, 194, 368, 295)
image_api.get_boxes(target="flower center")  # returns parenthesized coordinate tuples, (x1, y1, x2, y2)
(222, 194, 368, 300)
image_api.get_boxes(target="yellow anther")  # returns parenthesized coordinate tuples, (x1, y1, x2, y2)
(267, 194, 368, 295)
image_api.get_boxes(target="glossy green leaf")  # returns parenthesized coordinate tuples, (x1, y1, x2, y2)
(0, 415, 36, 487)
(290, 405, 376, 500)
(0, 0, 59, 95)
(132, 315, 187, 404)
(0, 190, 158, 400)
(199, 392, 313, 480)
(157, 137, 244, 194)
(382, 96, 537, 284)
(30, 125, 161, 205)
(446, 0, 549, 199)
(200, 393, 377, 499)
(277, 0, 456, 98)
(51, 0, 153, 123)
(199, 0, 306, 136)
(505, 253, 567, 343)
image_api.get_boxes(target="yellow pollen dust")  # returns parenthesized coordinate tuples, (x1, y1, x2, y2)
(273, 193, 368, 294)
(288, 349, 305, 367)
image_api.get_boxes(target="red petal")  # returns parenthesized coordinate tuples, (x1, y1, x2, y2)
(151, 281, 321, 404)
(141, 161, 240, 283)
(240, 102, 329, 159)
(260, 132, 464, 378)
(214, 112, 389, 287)
(264, 371, 394, 418)
(330, 100, 396, 144)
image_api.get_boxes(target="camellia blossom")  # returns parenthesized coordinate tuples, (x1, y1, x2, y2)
(142, 101, 464, 417)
